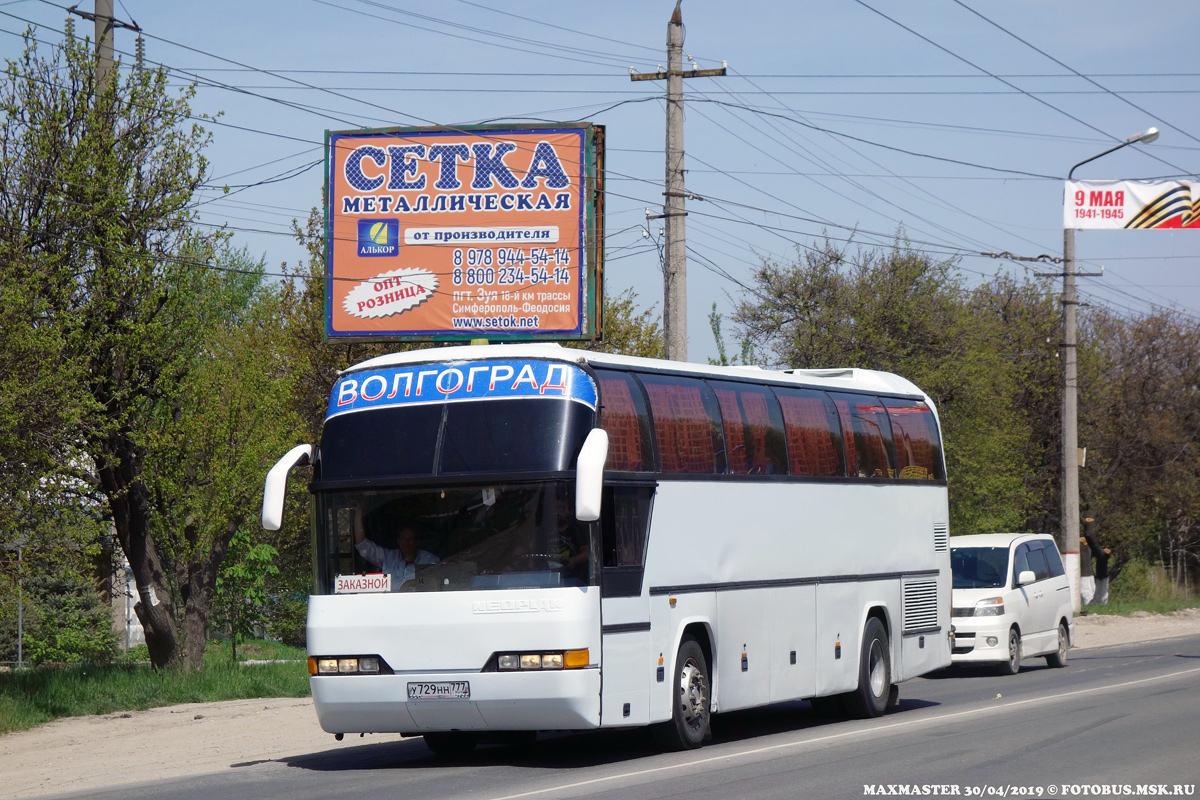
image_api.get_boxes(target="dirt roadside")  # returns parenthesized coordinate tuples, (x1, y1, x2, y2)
(4, 609, 1199, 799)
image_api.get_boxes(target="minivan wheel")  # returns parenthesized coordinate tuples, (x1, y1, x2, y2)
(998, 627, 1021, 675)
(1045, 622, 1069, 668)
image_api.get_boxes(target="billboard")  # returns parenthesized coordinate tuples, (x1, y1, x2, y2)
(1065, 180, 1200, 230)
(325, 123, 604, 341)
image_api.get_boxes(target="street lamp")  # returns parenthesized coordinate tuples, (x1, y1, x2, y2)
(1061, 127, 1159, 612)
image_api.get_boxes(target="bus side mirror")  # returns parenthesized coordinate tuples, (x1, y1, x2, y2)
(575, 428, 608, 522)
(262, 444, 313, 531)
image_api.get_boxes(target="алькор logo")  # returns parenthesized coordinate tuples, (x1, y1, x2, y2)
(357, 218, 399, 257)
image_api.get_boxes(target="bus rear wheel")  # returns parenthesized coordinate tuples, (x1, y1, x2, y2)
(423, 731, 478, 758)
(653, 635, 711, 751)
(844, 617, 891, 719)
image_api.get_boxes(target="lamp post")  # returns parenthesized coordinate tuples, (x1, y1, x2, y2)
(1061, 127, 1159, 612)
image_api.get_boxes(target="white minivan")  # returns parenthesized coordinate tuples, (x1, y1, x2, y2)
(950, 533, 1073, 674)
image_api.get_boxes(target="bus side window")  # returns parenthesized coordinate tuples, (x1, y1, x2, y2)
(709, 380, 787, 475)
(600, 485, 654, 597)
(831, 393, 896, 479)
(774, 387, 845, 477)
(594, 369, 654, 472)
(637, 374, 727, 474)
(882, 398, 944, 480)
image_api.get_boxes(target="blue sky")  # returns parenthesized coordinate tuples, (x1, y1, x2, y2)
(3, 0, 1199, 364)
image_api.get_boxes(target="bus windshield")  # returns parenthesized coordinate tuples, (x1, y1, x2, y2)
(314, 481, 594, 595)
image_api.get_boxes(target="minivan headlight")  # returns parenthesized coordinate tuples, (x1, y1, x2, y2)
(974, 597, 1005, 616)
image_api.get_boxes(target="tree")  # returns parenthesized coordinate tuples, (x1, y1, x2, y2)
(0, 25, 258, 667)
(142, 266, 301, 669)
(570, 286, 664, 359)
(731, 239, 1059, 534)
(1080, 308, 1200, 587)
(213, 527, 279, 662)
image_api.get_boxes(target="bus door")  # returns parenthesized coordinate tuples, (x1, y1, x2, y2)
(598, 483, 655, 726)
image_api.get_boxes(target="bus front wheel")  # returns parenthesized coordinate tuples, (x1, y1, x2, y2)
(844, 617, 891, 719)
(653, 635, 711, 751)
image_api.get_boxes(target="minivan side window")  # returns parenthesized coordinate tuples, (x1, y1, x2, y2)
(1041, 541, 1065, 577)
(1025, 541, 1053, 581)
(1012, 543, 1031, 586)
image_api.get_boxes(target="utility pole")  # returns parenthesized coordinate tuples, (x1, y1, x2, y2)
(67, 1, 140, 93)
(1053, 127, 1158, 612)
(631, 1, 726, 362)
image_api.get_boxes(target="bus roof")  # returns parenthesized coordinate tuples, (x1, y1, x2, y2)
(342, 343, 931, 401)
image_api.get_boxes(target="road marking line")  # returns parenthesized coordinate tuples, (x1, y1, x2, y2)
(486, 665, 1200, 800)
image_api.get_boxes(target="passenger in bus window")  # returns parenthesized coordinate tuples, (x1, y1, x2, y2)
(352, 506, 439, 588)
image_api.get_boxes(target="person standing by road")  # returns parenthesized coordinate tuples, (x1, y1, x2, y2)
(1083, 517, 1111, 605)
(1080, 526, 1096, 607)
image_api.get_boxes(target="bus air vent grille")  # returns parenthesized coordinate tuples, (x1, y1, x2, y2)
(902, 580, 939, 633)
(933, 524, 949, 552)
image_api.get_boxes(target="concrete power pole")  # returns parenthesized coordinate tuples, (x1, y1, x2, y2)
(631, 2, 725, 361)
(95, 0, 113, 90)
(68, 0, 139, 94)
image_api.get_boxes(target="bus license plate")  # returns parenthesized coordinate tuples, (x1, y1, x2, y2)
(407, 681, 470, 700)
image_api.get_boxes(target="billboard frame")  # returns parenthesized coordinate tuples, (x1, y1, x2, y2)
(322, 122, 604, 343)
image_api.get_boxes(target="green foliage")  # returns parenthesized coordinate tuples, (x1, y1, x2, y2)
(264, 585, 310, 650)
(0, 23, 231, 667)
(1109, 559, 1192, 604)
(732, 239, 1060, 535)
(0, 639, 308, 733)
(569, 286, 664, 358)
(213, 529, 279, 662)
(708, 302, 757, 366)
(23, 572, 118, 666)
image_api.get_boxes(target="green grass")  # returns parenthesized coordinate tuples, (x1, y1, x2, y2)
(1081, 597, 1200, 616)
(0, 639, 310, 734)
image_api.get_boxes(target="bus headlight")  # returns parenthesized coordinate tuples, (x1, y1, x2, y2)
(309, 655, 389, 674)
(495, 649, 589, 670)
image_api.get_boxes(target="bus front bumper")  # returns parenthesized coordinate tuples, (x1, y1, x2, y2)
(310, 668, 601, 734)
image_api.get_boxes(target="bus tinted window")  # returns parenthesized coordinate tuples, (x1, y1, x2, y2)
(831, 394, 896, 479)
(773, 387, 844, 477)
(440, 399, 593, 474)
(320, 405, 441, 480)
(882, 398, 944, 480)
(709, 380, 787, 475)
(595, 369, 654, 472)
(638, 374, 726, 474)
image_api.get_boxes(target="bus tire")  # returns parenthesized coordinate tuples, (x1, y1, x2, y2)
(844, 617, 891, 719)
(653, 635, 711, 751)
(423, 732, 478, 758)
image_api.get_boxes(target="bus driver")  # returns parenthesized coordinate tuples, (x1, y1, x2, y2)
(353, 506, 439, 589)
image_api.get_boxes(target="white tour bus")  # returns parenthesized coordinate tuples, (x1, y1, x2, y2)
(262, 343, 952, 754)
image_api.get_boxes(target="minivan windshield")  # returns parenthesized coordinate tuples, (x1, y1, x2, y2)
(951, 547, 1010, 589)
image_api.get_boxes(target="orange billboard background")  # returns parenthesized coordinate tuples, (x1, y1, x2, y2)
(325, 124, 601, 340)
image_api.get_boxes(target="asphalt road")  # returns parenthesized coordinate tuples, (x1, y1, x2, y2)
(55, 634, 1200, 800)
